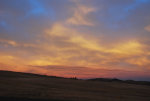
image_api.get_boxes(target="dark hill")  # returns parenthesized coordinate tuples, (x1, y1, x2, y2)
(0, 70, 150, 101)
(88, 78, 150, 86)
(0, 70, 61, 78)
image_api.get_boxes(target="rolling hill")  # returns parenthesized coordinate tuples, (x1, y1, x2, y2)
(0, 70, 150, 101)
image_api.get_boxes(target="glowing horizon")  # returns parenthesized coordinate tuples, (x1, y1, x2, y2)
(0, 0, 150, 81)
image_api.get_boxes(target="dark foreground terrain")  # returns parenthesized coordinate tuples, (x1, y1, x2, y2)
(0, 70, 150, 101)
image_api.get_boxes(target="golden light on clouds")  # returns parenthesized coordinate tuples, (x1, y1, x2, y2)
(0, 0, 150, 80)
(109, 41, 142, 55)
(126, 57, 150, 67)
(69, 36, 102, 51)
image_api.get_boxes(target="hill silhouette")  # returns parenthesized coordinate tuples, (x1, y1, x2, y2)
(88, 78, 150, 86)
(0, 70, 150, 101)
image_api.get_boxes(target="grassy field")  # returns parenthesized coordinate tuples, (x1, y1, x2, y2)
(0, 70, 150, 101)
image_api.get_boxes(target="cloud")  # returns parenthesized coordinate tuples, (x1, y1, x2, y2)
(145, 25, 150, 32)
(126, 57, 150, 67)
(27, 65, 150, 79)
(42, 21, 146, 69)
(0, 39, 18, 47)
(109, 40, 142, 55)
(67, 0, 96, 26)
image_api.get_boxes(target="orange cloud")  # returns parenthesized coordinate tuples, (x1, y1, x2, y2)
(109, 41, 142, 56)
(38, 20, 147, 70)
(0, 39, 18, 47)
(0, 22, 147, 71)
(144, 25, 150, 32)
(126, 57, 150, 67)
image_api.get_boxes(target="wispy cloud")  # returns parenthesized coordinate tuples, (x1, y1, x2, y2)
(145, 25, 150, 32)
(67, 0, 96, 26)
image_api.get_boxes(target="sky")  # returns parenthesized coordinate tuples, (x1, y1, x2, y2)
(0, 0, 150, 81)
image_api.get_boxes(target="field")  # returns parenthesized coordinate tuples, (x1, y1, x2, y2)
(0, 70, 150, 101)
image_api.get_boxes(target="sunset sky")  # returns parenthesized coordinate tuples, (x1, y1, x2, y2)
(0, 0, 150, 80)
